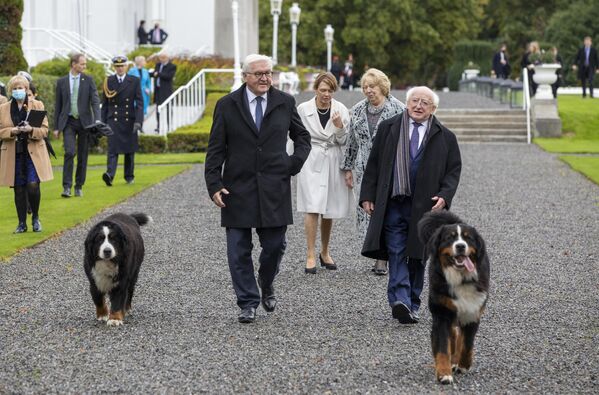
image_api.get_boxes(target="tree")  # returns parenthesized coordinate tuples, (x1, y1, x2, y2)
(0, 0, 28, 75)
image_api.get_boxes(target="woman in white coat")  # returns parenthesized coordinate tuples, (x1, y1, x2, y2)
(296, 72, 352, 274)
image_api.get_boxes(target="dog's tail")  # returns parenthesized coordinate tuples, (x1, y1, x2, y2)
(418, 210, 462, 244)
(130, 212, 153, 226)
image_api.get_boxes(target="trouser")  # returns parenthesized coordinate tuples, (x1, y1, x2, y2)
(62, 117, 89, 189)
(384, 197, 425, 313)
(106, 152, 135, 182)
(225, 226, 287, 309)
(580, 66, 595, 97)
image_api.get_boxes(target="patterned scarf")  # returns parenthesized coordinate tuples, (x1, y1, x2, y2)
(392, 114, 431, 198)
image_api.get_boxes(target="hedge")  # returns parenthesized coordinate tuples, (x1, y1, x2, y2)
(31, 58, 106, 93)
(93, 134, 167, 154)
(448, 40, 496, 90)
(0, 0, 28, 74)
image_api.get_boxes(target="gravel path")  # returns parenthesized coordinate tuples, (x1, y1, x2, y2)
(1, 144, 598, 394)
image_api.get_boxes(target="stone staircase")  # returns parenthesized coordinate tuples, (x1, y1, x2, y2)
(435, 109, 528, 143)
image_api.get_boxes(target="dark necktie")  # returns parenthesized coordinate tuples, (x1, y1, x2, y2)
(410, 122, 421, 158)
(255, 96, 264, 131)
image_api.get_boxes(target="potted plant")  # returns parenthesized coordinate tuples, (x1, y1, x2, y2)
(531, 50, 560, 100)
(463, 61, 480, 79)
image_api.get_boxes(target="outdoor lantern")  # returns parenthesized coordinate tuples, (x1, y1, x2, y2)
(324, 24, 334, 43)
(289, 2, 301, 25)
(270, 0, 283, 15)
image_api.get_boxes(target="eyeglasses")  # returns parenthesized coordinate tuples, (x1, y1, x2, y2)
(246, 71, 273, 79)
(409, 97, 433, 108)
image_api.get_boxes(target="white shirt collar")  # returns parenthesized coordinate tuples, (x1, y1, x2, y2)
(246, 87, 267, 104)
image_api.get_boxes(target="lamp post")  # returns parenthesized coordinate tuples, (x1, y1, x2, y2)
(270, 0, 283, 66)
(289, 2, 301, 68)
(324, 24, 334, 72)
(231, 0, 242, 91)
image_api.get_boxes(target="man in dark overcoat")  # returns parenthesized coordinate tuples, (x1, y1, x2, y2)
(153, 53, 177, 132)
(359, 86, 461, 324)
(54, 53, 101, 197)
(101, 56, 143, 186)
(572, 36, 599, 98)
(205, 54, 311, 323)
(492, 43, 510, 79)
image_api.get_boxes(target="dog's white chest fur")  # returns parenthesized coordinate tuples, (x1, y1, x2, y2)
(443, 267, 487, 325)
(92, 260, 118, 293)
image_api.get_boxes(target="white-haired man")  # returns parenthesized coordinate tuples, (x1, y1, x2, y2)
(359, 86, 462, 324)
(205, 54, 311, 323)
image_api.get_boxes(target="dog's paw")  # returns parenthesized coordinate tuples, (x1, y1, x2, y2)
(97, 315, 109, 322)
(455, 366, 469, 374)
(439, 375, 454, 385)
(106, 319, 123, 327)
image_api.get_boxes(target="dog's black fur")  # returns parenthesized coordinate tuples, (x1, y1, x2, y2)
(83, 212, 151, 326)
(418, 210, 490, 384)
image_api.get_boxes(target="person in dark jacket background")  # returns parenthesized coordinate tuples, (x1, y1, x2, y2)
(152, 52, 177, 132)
(492, 43, 511, 79)
(137, 20, 148, 45)
(359, 86, 461, 324)
(572, 36, 599, 98)
(204, 54, 311, 324)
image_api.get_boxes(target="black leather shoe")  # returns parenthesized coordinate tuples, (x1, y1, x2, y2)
(373, 260, 388, 275)
(32, 217, 42, 232)
(74, 187, 83, 197)
(14, 222, 27, 233)
(392, 302, 417, 324)
(304, 266, 317, 274)
(258, 277, 276, 312)
(61, 187, 71, 198)
(238, 307, 256, 323)
(319, 254, 337, 270)
(102, 172, 113, 186)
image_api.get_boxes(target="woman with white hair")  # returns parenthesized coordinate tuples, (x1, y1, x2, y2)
(341, 68, 405, 275)
(0, 75, 53, 233)
(128, 55, 152, 115)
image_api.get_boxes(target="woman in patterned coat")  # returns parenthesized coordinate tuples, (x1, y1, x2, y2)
(341, 68, 405, 275)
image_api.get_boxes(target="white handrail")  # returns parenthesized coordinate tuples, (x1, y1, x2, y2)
(522, 68, 532, 144)
(156, 68, 234, 136)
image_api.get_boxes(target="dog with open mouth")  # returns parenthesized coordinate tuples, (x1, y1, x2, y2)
(418, 210, 490, 385)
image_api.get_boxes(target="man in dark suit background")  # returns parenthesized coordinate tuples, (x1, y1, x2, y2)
(53, 53, 101, 197)
(359, 86, 461, 324)
(492, 43, 511, 79)
(137, 20, 148, 45)
(153, 52, 176, 132)
(101, 56, 143, 186)
(148, 23, 168, 45)
(205, 54, 311, 323)
(572, 36, 599, 98)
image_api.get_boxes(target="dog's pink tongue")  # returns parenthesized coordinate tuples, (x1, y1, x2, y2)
(464, 257, 475, 272)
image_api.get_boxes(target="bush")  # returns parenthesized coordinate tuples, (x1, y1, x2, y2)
(126, 46, 162, 63)
(167, 132, 210, 152)
(0, 0, 28, 74)
(92, 134, 167, 154)
(448, 40, 495, 90)
(31, 58, 106, 93)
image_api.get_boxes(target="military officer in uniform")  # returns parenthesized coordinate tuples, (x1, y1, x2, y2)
(101, 56, 143, 186)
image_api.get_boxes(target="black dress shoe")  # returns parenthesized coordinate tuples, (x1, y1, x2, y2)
(102, 172, 113, 186)
(304, 266, 317, 274)
(32, 217, 42, 232)
(392, 302, 417, 324)
(319, 254, 337, 270)
(238, 307, 256, 323)
(258, 277, 276, 312)
(61, 187, 71, 198)
(14, 222, 27, 233)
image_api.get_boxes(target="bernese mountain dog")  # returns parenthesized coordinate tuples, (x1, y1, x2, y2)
(418, 210, 490, 385)
(84, 212, 151, 326)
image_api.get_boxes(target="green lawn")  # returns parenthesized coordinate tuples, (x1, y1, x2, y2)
(560, 156, 599, 185)
(172, 92, 225, 134)
(0, 165, 191, 260)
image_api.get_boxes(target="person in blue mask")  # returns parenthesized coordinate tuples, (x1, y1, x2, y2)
(0, 75, 53, 233)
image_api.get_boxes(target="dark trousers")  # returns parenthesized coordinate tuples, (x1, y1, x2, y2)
(106, 152, 135, 182)
(62, 117, 89, 189)
(225, 226, 287, 309)
(384, 198, 425, 313)
(580, 66, 595, 97)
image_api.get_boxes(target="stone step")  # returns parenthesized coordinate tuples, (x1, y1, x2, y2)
(439, 121, 527, 129)
(436, 109, 525, 116)
(457, 135, 528, 143)
(451, 128, 527, 136)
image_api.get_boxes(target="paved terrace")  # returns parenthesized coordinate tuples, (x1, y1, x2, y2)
(1, 142, 598, 393)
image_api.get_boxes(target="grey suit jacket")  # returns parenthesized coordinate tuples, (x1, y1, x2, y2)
(54, 73, 101, 131)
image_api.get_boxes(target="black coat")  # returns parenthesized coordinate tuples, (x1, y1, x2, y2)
(137, 26, 148, 45)
(205, 84, 311, 228)
(54, 73, 101, 131)
(574, 46, 599, 78)
(148, 28, 168, 44)
(492, 51, 510, 79)
(359, 113, 462, 260)
(101, 74, 143, 154)
(153, 62, 177, 105)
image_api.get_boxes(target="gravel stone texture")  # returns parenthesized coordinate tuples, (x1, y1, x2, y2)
(1, 143, 598, 394)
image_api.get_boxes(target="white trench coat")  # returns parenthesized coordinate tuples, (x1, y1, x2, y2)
(295, 98, 353, 219)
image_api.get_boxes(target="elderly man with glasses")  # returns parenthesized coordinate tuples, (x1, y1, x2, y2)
(205, 54, 311, 324)
(359, 86, 462, 324)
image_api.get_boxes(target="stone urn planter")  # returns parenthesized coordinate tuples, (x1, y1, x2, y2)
(532, 63, 560, 100)
(464, 68, 480, 79)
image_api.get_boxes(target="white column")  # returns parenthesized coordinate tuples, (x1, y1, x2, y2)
(272, 13, 279, 65)
(231, 0, 243, 91)
(291, 23, 297, 68)
(326, 41, 332, 72)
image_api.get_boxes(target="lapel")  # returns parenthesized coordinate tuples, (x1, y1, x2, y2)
(232, 84, 259, 135)
(419, 115, 441, 157)
(389, 112, 403, 153)
(303, 98, 324, 136)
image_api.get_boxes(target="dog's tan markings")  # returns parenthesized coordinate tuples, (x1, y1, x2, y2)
(451, 326, 462, 367)
(458, 347, 473, 373)
(439, 252, 454, 269)
(107, 310, 124, 326)
(96, 303, 109, 321)
(435, 349, 453, 384)
(438, 296, 457, 312)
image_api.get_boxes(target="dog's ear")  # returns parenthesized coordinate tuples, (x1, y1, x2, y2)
(426, 226, 444, 260)
(84, 225, 99, 261)
(473, 228, 487, 263)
